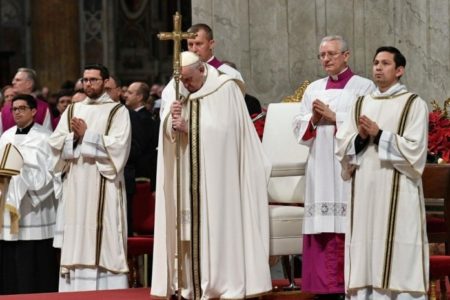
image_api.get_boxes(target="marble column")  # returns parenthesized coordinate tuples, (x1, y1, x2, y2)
(192, 0, 450, 106)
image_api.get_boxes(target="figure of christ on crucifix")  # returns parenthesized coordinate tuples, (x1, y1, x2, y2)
(151, 13, 273, 300)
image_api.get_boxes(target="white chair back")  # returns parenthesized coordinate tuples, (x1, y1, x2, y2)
(262, 103, 309, 204)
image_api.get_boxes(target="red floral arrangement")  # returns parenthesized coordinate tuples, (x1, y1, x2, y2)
(428, 99, 450, 163)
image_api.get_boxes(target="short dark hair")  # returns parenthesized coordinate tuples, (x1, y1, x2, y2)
(84, 63, 110, 80)
(12, 94, 37, 109)
(188, 23, 213, 40)
(108, 74, 122, 88)
(374, 46, 406, 68)
(56, 89, 74, 102)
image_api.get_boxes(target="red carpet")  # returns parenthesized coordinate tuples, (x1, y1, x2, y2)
(1, 277, 441, 298)
(0, 288, 149, 300)
(0, 285, 314, 300)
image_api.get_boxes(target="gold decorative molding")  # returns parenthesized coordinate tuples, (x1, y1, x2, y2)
(282, 80, 310, 103)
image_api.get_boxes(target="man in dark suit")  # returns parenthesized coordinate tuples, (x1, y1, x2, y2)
(105, 76, 146, 235)
(124, 82, 158, 191)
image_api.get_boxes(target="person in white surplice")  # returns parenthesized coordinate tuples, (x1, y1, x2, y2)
(292, 35, 374, 297)
(336, 46, 429, 299)
(151, 51, 272, 299)
(48, 64, 131, 292)
(0, 94, 58, 294)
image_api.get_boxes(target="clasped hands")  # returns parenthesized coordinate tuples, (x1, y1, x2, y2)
(311, 99, 336, 125)
(71, 117, 87, 142)
(171, 100, 188, 133)
(311, 99, 380, 139)
(358, 115, 380, 139)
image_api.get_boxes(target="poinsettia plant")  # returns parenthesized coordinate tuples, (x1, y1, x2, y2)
(427, 99, 450, 163)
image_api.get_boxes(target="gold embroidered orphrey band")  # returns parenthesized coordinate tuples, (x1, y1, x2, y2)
(95, 103, 122, 265)
(67, 102, 123, 266)
(350, 93, 420, 290)
(381, 93, 417, 289)
(190, 98, 202, 299)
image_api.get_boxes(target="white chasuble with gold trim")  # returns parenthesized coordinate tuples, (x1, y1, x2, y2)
(152, 64, 272, 299)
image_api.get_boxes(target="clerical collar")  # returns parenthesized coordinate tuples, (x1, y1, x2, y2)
(326, 67, 353, 90)
(16, 122, 34, 135)
(207, 56, 223, 69)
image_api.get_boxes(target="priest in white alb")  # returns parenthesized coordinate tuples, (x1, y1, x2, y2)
(292, 36, 374, 297)
(151, 51, 272, 299)
(336, 46, 429, 299)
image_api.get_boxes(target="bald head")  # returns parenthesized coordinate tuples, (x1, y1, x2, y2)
(124, 82, 149, 110)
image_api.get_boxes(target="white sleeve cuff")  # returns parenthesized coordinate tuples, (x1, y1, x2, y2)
(81, 130, 108, 159)
(344, 135, 364, 166)
(378, 131, 404, 162)
(61, 132, 80, 159)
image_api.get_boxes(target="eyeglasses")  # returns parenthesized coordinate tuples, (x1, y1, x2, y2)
(317, 51, 346, 60)
(81, 77, 103, 85)
(11, 105, 31, 113)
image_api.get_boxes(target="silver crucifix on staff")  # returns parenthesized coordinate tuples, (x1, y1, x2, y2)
(158, 11, 196, 300)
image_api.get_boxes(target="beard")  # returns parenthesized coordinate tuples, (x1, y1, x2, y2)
(84, 85, 104, 99)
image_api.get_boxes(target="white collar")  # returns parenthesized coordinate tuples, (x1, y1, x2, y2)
(373, 82, 407, 97)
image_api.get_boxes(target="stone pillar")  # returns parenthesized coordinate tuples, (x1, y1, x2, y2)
(30, 0, 80, 92)
(192, 0, 450, 106)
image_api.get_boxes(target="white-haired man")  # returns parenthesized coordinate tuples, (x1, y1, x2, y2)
(151, 51, 271, 299)
(292, 35, 375, 298)
(0, 68, 52, 135)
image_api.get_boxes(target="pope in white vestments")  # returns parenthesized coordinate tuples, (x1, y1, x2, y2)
(159, 57, 243, 119)
(48, 64, 131, 292)
(336, 47, 429, 299)
(151, 52, 272, 299)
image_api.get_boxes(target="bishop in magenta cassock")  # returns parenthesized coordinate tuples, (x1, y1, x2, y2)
(292, 36, 374, 296)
